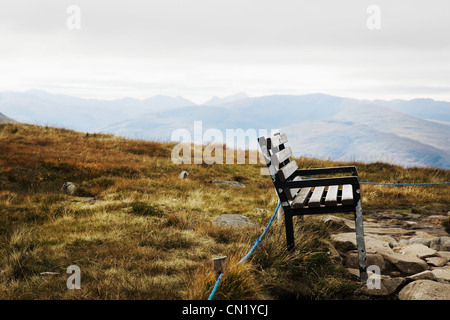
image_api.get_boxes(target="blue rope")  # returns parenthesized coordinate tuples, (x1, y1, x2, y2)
(207, 201, 281, 300)
(207, 272, 223, 300)
(300, 176, 449, 186)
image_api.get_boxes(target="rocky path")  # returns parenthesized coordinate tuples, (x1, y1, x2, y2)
(325, 211, 450, 300)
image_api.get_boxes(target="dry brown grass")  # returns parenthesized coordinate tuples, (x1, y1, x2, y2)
(0, 123, 448, 300)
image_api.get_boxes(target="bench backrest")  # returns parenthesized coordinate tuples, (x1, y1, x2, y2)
(258, 133, 300, 200)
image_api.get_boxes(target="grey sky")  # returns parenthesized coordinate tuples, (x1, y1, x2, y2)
(0, 0, 449, 103)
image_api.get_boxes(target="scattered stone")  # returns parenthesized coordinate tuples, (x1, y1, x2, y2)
(61, 182, 77, 195)
(426, 257, 447, 267)
(430, 236, 450, 251)
(431, 266, 450, 282)
(178, 171, 189, 179)
(213, 214, 256, 228)
(355, 276, 406, 298)
(398, 243, 437, 259)
(345, 252, 385, 270)
(437, 251, 450, 261)
(315, 215, 354, 232)
(211, 180, 245, 188)
(398, 280, 450, 300)
(379, 250, 429, 276)
(406, 270, 437, 281)
(406, 237, 432, 247)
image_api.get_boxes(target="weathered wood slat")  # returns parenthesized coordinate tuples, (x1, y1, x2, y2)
(284, 175, 301, 200)
(268, 133, 288, 150)
(341, 184, 354, 205)
(291, 187, 312, 208)
(277, 160, 298, 181)
(325, 185, 339, 206)
(308, 186, 325, 207)
(272, 146, 292, 166)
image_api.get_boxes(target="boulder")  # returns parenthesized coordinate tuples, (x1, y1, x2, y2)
(355, 276, 406, 298)
(345, 251, 385, 270)
(213, 214, 256, 228)
(331, 232, 396, 254)
(61, 182, 77, 195)
(398, 243, 437, 259)
(178, 171, 189, 179)
(431, 266, 450, 282)
(406, 270, 437, 281)
(407, 237, 432, 247)
(437, 251, 450, 261)
(379, 250, 429, 276)
(398, 280, 450, 300)
(426, 257, 447, 267)
(315, 215, 354, 232)
(430, 236, 450, 251)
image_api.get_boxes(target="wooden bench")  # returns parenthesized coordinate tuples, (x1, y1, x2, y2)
(258, 132, 368, 283)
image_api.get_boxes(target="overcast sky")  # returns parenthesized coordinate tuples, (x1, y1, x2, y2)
(0, 0, 449, 103)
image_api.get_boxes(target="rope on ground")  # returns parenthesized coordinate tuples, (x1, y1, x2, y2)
(299, 176, 449, 186)
(207, 201, 281, 301)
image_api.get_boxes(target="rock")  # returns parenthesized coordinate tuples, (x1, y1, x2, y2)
(355, 276, 406, 298)
(430, 236, 450, 251)
(331, 233, 395, 254)
(431, 266, 450, 282)
(345, 252, 385, 270)
(379, 250, 429, 276)
(398, 280, 450, 300)
(314, 215, 354, 232)
(61, 182, 77, 195)
(406, 270, 437, 281)
(398, 243, 437, 259)
(426, 257, 447, 267)
(437, 251, 450, 261)
(407, 237, 432, 247)
(213, 214, 256, 228)
(211, 180, 245, 188)
(178, 171, 189, 179)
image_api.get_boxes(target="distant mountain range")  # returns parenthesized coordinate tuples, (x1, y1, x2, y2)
(1, 89, 449, 168)
(0, 112, 16, 123)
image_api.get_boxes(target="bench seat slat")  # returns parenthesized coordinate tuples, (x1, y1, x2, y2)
(341, 184, 354, 205)
(325, 185, 339, 206)
(308, 186, 325, 207)
(291, 187, 312, 208)
(284, 175, 301, 200)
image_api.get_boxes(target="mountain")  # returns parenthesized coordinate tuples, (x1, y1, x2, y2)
(0, 112, 15, 123)
(1, 89, 449, 168)
(202, 92, 249, 105)
(0, 89, 195, 132)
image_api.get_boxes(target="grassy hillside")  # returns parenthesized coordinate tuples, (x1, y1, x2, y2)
(0, 123, 449, 300)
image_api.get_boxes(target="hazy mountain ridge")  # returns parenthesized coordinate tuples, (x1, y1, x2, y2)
(1, 90, 449, 168)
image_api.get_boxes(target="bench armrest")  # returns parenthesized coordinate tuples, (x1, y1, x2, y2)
(290, 166, 358, 178)
(282, 176, 360, 189)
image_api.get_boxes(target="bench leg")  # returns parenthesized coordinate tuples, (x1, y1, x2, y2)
(354, 199, 368, 284)
(284, 210, 295, 253)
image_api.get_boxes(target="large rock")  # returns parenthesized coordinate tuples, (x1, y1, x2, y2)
(61, 182, 77, 195)
(430, 236, 450, 251)
(379, 250, 429, 276)
(331, 233, 395, 254)
(398, 243, 437, 259)
(213, 214, 256, 227)
(406, 270, 437, 281)
(431, 266, 450, 282)
(398, 280, 450, 300)
(345, 251, 385, 270)
(355, 276, 406, 298)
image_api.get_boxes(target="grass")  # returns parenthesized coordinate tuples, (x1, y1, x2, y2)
(0, 122, 449, 300)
